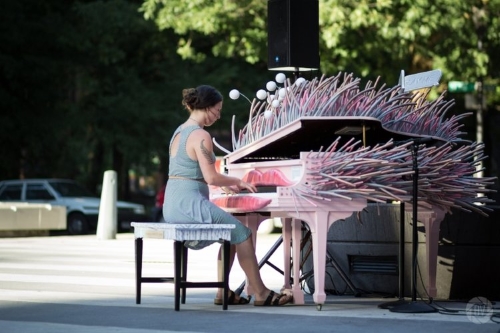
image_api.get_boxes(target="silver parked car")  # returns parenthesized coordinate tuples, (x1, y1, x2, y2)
(0, 179, 148, 235)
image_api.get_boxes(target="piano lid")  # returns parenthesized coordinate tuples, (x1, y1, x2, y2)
(225, 116, 445, 164)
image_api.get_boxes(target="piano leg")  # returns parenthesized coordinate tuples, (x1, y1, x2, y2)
(282, 218, 304, 304)
(419, 207, 446, 298)
(290, 218, 305, 304)
(288, 211, 330, 308)
(309, 211, 329, 308)
(294, 208, 364, 310)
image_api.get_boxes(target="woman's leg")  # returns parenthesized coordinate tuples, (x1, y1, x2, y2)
(215, 244, 238, 299)
(209, 206, 290, 304)
(235, 236, 291, 304)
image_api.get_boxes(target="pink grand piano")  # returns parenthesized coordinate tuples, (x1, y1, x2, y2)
(210, 71, 495, 309)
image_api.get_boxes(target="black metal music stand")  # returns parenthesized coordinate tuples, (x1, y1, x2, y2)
(385, 139, 437, 313)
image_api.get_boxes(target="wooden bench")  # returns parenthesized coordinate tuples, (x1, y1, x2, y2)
(131, 222, 235, 311)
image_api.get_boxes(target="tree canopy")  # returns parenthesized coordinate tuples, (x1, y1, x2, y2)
(0, 0, 270, 197)
(1, 0, 499, 201)
(141, 0, 500, 86)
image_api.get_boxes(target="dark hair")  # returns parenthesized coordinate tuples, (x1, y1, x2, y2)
(182, 85, 223, 111)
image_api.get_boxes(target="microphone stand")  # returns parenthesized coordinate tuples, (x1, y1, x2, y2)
(388, 139, 437, 313)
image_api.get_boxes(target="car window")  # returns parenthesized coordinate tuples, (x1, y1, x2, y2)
(26, 184, 56, 200)
(0, 184, 23, 200)
(49, 181, 97, 197)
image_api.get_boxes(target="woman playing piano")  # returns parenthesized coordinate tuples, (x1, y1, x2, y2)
(162, 84, 292, 306)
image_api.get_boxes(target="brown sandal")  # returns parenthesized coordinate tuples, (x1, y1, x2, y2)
(214, 290, 250, 305)
(254, 290, 292, 306)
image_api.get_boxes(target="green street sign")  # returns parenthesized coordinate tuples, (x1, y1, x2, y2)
(448, 81, 475, 93)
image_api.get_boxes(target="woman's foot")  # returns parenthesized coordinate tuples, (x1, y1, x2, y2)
(253, 290, 293, 306)
(214, 290, 250, 305)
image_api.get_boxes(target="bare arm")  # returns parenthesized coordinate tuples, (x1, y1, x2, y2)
(188, 129, 256, 192)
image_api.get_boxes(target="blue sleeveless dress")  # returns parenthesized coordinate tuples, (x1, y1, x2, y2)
(162, 125, 252, 249)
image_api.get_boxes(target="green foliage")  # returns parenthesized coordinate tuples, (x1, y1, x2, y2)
(0, 0, 77, 179)
(0, 0, 185, 194)
(0, 0, 271, 196)
(1, 0, 499, 198)
(142, 0, 500, 87)
(140, 0, 268, 63)
(319, 0, 500, 85)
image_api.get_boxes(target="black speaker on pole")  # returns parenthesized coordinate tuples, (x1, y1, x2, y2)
(267, 0, 320, 71)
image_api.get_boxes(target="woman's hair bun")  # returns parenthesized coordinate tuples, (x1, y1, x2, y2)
(182, 85, 222, 111)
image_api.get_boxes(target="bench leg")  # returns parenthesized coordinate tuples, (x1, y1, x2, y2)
(135, 237, 143, 304)
(181, 243, 188, 304)
(174, 240, 183, 311)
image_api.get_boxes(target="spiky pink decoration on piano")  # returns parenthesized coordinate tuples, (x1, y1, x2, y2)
(225, 71, 496, 216)
(231, 72, 470, 149)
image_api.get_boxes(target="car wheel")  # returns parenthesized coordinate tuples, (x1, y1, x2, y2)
(67, 212, 89, 235)
(257, 218, 276, 235)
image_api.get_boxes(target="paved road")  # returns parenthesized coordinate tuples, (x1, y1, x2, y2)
(0, 233, 498, 333)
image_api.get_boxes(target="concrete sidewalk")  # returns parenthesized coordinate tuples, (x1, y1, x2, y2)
(0, 233, 498, 333)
